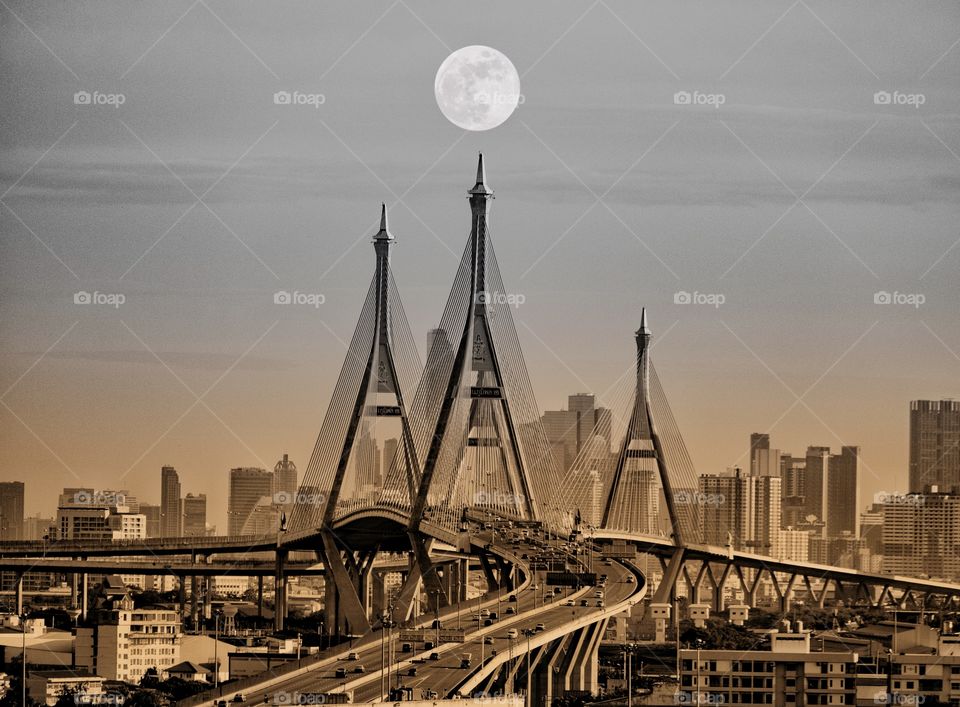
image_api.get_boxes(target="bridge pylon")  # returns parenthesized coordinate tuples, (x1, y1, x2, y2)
(292, 204, 424, 635)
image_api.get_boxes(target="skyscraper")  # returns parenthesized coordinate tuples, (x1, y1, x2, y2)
(159, 466, 181, 537)
(140, 503, 161, 538)
(909, 400, 960, 493)
(802, 447, 831, 524)
(541, 393, 612, 473)
(228, 467, 274, 535)
(780, 454, 806, 529)
(827, 446, 861, 537)
(0, 482, 25, 541)
(273, 454, 298, 500)
(698, 468, 780, 556)
(182, 493, 207, 536)
(749, 433, 769, 469)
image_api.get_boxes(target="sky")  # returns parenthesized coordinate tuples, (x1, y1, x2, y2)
(1, 1, 958, 528)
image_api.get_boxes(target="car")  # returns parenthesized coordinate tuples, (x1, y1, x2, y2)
(407, 667, 418, 676)
(432, 619, 442, 629)
(484, 636, 494, 645)
(424, 691, 438, 699)
(489, 611, 498, 620)
(580, 599, 589, 607)
(508, 594, 518, 603)
(479, 609, 490, 618)
(563, 600, 574, 606)
(335, 668, 347, 678)
(521, 553, 529, 560)
(595, 591, 604, 598)
(354, 665, 365, 674)
(429, 652, 440, 661)
(553, 587, 562, 595)
(507, 629, 518, 639)
(232, 697, 246, 704)
(347, 651, 360, 660)
(597, 600, 605, 607)
(626, 575, 636, 584)
(460, 654, 472, 668)
(506, 606, 516, 615)
(216, 701, 227, 707)
(483, 618, 494, 626)
(401, 642, 412, 652)
(535, 623, 546, 632)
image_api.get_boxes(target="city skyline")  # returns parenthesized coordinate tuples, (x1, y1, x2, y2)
(2, 2, 958, 532)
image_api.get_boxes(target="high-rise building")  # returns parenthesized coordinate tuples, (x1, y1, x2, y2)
(802, 447, 831, 523)
(777, 528, 811, 562)
(182, 494, 207, 536)
(273, 454, 298, 502)
(749, 433, 769, 468)
(780, 455, 806, 529)
(909, 400, 960, 493)
(22, 514, 55, 541)
(0, 482, 25, 541)
(540, 393, 612, 473)
(699, 468, 780, 555)
(227, 467, 275, 536)
(56, 492, 146, 541)
(160, 466, 182, 537)
(882, 486, 960, 580)
(826, 446, 861, 536)
(140, 503, 161, 538)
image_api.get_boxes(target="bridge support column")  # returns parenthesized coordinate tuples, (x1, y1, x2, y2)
(177, 576, 186, 623)
(14, 573, 23, 616)
(274, 548, 288, 633)
(70, 573, 79, 611)
(190, 575, 199, 629)
(371, 570, 387, 620)
(80, 572, 88, 622)
(202, 576, 211, 627)
(257, 576, 264, 619)
(317, 530, 370, 636)
(535, 635, 572, 707)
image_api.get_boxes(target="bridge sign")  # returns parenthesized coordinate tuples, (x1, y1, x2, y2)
(437, 630, 466, 642)
(398, 630, 424, 642)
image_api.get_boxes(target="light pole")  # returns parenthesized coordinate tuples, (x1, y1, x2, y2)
(213, 610, 221, 689)
(21, 611, 27, 707)
(626, 645, 633, 707)
(523, 629, 534, 707)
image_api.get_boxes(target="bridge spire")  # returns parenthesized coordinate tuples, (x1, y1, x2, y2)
(402, 154, 559, 533)
(600, 310, 689, 545)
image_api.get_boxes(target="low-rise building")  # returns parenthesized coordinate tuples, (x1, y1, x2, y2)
(26, 669, 104, 706)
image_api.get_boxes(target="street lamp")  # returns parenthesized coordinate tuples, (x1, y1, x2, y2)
(694, 638, 704, 707)
(213, 609, 222, 689)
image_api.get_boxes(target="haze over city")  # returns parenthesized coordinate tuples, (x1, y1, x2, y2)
(2, 0, 958, 529)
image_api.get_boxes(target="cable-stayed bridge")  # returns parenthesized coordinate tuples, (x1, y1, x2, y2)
(1, 156, 958, 704)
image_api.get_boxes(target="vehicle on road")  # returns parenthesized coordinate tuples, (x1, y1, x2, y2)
(507, 628, 518, 639)
(597, 600, 605, 607)
(563, 599, 574, 606)
(232, 694, 246, 703)
(335, 668, 347, 678)
(347, 651, 360, 660)
(626, 575, 636, 584)
(508, 594, 517, 602)
(429, 652, 440, 661)
(484, 636, 494, 644)
(535, 622, 546, 632)
(353, 665, 365, 673)
(401, 642, 412, 652)
(460, 653, 472, 668)
(506, 606, 516, 615)
(580, 599, 588, 607)
(407, 667, 417, 676)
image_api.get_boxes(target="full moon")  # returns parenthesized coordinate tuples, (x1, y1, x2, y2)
(434, 46, 522, 131)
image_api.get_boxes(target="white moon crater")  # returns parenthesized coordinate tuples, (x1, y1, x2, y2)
(435, 46, 522, 131)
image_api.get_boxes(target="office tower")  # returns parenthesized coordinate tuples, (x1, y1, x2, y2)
(827, 446, 861, 536)
(777, 528, 810, 562)
(56, 491, 146, 541)
(541, 393, 613, 473)
(22, 514, 55, 541)
(0, 482, 25, 541)
(140, 503, 161, 538)
(909, 400, 960, 493)
(860, 503, 884, 556)
(160, 466, 182, 537)
(698, 468, 780, 556)
(749, 433, 769, 468)
(780, 455, 806, 528)
(273, 453, 298, 501)
(802, 447, 831, 523)
(882, 486, 960, 580)
(227, 467, 275, 535)
(182, 494, 207, 536)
